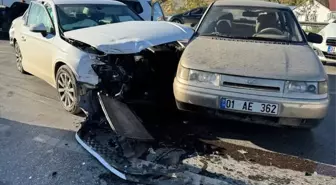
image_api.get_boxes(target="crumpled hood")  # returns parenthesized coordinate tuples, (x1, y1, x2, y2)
(64, 21, 194, 54)
(181, 37, 327, 81)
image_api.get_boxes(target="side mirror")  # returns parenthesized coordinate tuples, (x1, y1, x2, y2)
(29, 23, 47, 36)
(306, 32, 323, 44)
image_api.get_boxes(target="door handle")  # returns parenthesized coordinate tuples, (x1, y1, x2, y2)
(21, 36, 26, 41)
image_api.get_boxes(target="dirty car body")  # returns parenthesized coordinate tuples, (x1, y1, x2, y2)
(174, 0, 329, 129)
(12, 0, 193, 116)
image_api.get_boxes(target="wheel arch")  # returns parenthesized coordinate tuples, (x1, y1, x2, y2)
(171, 18, 183, 24)
(53, 61, 79, 87)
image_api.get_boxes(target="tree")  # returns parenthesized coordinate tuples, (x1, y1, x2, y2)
(294, 0, 320, 22)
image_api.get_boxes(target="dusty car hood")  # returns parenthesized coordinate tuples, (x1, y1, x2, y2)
(64, 21, 194, 54)
(181, 37, 327, 81)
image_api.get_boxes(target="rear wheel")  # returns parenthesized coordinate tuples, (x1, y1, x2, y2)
(14, 42, 26, 74)
(56, 65, 81, 114)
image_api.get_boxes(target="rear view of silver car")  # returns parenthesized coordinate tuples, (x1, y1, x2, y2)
(174, 0, 330, 129)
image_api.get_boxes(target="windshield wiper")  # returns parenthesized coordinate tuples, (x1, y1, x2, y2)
(200, 32, 233, 38)
(202, 34, 293, 43)
(200, 33, 298, 43)
(244, 36, 294, 43)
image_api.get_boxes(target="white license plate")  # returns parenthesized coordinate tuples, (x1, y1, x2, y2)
(328, 46, 336, 54)
(220, 98, 279, 115)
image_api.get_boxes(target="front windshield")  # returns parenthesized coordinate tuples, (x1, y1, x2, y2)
(56, 4, 142, 32)
(197, 6, 304, 43)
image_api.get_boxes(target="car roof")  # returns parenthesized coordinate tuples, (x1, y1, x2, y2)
(41, 0, 125, 5)
(213, 0, 289, 9)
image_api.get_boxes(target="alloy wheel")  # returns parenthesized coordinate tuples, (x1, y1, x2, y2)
(57, 72, 76, 109)
(15, 44, 23, 73)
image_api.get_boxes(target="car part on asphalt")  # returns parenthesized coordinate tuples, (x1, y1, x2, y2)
(72, 39, 210, 183)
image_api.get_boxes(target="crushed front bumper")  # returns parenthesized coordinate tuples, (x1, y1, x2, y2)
(173, 78, 329, 123)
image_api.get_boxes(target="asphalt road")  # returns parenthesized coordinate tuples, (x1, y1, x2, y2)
(0, 39, 335, 185)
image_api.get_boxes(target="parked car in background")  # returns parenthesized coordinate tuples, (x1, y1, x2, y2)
(0, 2, 29, 36)
(312, 19, 336, 64)
(116, 0, 165, 21)
(169, 6, 207, 25)
(174, 0, 329, 129)
(11, 0, 192, 114)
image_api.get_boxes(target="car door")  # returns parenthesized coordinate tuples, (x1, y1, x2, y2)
(20, 1, 56, 83)
(152, 1, 165, 21)
(184, 8, 204, 24)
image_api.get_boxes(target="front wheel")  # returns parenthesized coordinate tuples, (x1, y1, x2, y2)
(56, 65, 81, 114)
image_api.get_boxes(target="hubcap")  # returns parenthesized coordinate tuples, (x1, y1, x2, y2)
(57, 73, 75, 109)
(15, 45, 23, 72)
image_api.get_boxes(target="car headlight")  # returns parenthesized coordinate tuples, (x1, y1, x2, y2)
(189, 69, 219, 86)
(285, 81, 327, 94)
(313, 47, 324, 57)
(176, 65, 219, 86)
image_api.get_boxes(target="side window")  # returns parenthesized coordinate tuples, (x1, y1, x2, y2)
(44, 3, 54, 23)
(183, 11, 190, 16)
(27, 3, 54, 33)
(190, 8, 202, 15)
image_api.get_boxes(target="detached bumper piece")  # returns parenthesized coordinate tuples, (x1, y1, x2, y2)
(76, 92, 231, 184)
(75, 123, 186, 182)
(97, 92, 154, 141)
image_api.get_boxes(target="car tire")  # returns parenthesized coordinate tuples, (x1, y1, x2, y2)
(56, 65, 82, 115)
(14, 42, 26, 74)
(172, 19, 182, 24)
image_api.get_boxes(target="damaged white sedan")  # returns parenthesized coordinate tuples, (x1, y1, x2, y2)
(12, 0, 193, 114)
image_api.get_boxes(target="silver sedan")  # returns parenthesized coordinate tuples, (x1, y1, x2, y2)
(173, 0, 329, 129)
